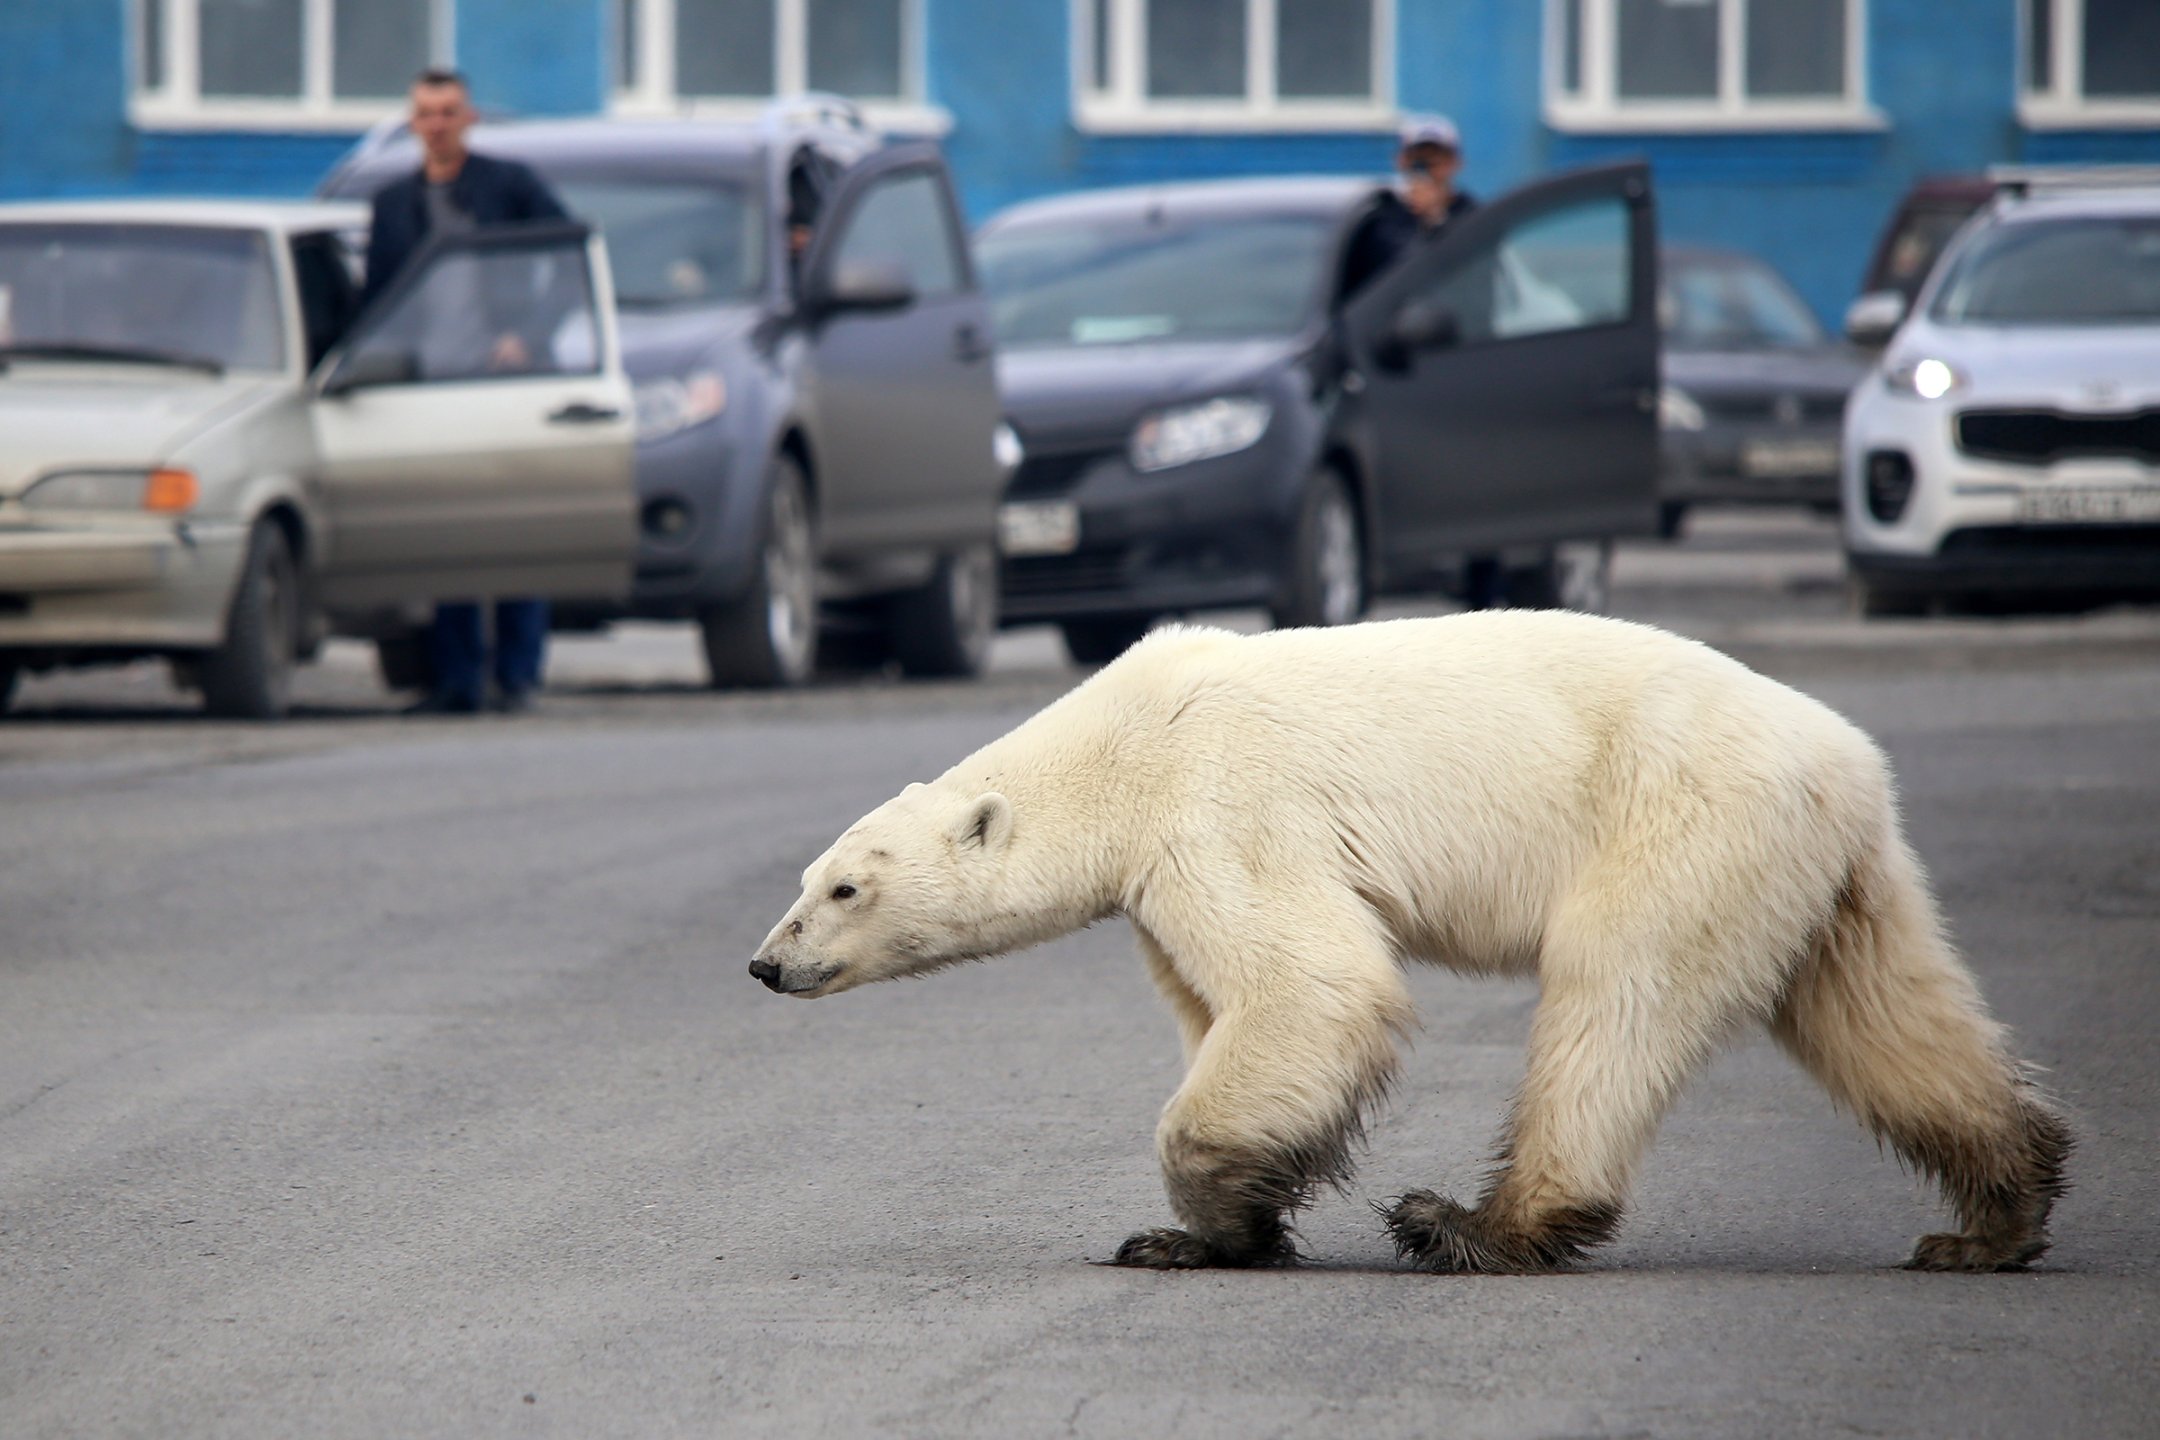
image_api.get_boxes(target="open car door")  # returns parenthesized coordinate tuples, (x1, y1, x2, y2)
(309, 221, 636, 611)
(1339, 161, 1659, 569)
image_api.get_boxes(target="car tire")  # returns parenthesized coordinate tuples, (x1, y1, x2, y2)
(1856, 579, 1930, 619)
(376, 630, 435, 694)
(1509, 539, 1614, 614)
(892, 545, 998, 679)
(1060, 616, 1155, 666)
(0, 658, 18, 715)
(1656, 501, 1688, 541)
(198, 519, 299, 719)
(700, 454, 817, 689)
(1271, 468, 1366, 630)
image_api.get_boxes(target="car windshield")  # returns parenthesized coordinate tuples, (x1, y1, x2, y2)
(553, 175, 765, 308)
(1931, 214, 2160, 326)
(0, 222, 284, 371)
(978, 212, 1334, 348)
(1661, 256, 1825, 349)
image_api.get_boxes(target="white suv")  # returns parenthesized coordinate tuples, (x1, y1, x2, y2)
(1841, 186, 2160, 616)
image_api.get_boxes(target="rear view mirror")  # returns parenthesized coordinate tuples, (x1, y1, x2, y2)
(1374, 300, 1461, 371)
(1843, 290, 1908, 348)
(815, 260, 917, 316)
(321, 347, 419, 396)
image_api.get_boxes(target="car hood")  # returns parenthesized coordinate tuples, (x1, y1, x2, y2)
(616, 304, 762, 379)
(1663, 345, 1869, 398)
(0, 369, 284, 499)
(996, 338, 1302, 445)
(1893, 321, 2160, 407)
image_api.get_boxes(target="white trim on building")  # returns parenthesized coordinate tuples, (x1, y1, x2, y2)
(2019, 0, 2160, 130)
(130, 0, 454, 131)
(1544, 0, 1884, 133)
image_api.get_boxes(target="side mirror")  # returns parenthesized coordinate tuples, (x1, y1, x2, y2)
(813, 259, 917, 317)
(1843, 290, 1908, 348)
(1373, 300, 1461, 372)
(321, 347, 419, 397)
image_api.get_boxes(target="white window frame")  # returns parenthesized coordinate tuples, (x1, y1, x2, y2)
(2019, 0, 2160, 130)
(1544, 0, 1883, 133)
(1073, 0, 1397, 134)
(612, 0, 949, 135)
(131, 0, 454, 131)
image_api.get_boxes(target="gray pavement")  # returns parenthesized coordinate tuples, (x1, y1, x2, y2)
(3, 512, 2157, 1438)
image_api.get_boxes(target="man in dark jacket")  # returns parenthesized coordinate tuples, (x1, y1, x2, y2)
(1340, 114, 1478, 297)
(364, 67, 569, 714)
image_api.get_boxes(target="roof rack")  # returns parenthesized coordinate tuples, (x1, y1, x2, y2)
(1988, 164, 2160, 197)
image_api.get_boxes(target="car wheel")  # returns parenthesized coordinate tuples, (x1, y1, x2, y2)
(1856, 579, 1930, 619)
(375, 630, 435, 694)
(1271, 468, 1366, 630)
(200, 519, 299, 719)
(893, 545, 998, 679)
(1060, 616, 1155, 666)
(1510, 539, 1614, 613)
(1657, 501, 1688, 541)
(700, 454, 817, 689)
(0, 658, 18, 715)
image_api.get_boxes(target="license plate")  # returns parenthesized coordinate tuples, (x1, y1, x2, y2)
(1740, 438, 1840, 479)
(998, 500, 1080, 557)
(2015, 487, 2160, 524)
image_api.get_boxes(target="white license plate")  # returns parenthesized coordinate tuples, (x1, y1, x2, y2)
(1740, 438, 1840, 479)
(2015, 487, 2160, 524)
(998, 500, 1080, 557)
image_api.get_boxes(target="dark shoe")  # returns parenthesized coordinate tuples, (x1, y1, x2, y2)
(404, 690, 482, 716)
(491, 688, 538, 715)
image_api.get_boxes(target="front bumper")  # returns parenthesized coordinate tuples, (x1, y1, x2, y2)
(995, 440, 1298, 625)
(0, 515, 244, 650)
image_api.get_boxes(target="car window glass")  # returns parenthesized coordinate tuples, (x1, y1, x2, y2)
(1880, 205, 1978, 297)
(0, 222, 284, 371)
(1662, 258, 1822, 348)
(556, 176, 765, 307)
(1403, 195, 1630, 346)
(290, 232, 361, 368)
(831, 169, 962, 297)
(978, 214, 1334, 347)
(344, 233, 602, 381)
(1931, 215, 2160, 326)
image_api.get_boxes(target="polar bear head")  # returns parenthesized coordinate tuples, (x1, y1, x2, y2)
(749, 783, 1016, 998)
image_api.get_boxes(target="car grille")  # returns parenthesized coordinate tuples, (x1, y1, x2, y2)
(1000, 548, 1127, 597)
(1956, 409, 2160, 466)
(1006, 447, 1117, 500)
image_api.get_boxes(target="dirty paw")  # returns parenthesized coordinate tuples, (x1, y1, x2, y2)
(1111, 1227, 1219, 1269)
(1905, 1231, 2047, 1273)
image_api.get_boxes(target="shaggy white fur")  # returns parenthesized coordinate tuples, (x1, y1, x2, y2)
(752, 612, 2069, 1272)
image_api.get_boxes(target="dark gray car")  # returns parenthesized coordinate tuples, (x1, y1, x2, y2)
(976, 163, 1661, 662)
(321, 104, 1004, 686)
(1656, 246, 1869, 537)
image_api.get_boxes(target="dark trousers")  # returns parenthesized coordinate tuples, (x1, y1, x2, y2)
(428, 599, 549, 704)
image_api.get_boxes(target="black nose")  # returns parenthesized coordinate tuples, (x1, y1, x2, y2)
(749, 957, 782, 989)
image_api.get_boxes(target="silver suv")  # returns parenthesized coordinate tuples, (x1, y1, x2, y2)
(0, 199, 637, 716)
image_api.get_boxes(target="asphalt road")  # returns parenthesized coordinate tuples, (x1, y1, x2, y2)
(4, 513, 2157, 1439)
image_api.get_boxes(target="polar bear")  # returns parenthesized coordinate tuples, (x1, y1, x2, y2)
(749, 612, 2070, 1273)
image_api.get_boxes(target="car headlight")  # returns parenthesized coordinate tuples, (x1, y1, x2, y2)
(633, 370, 728, 444)
(1658, 384, 1707, 432)
(1883, 356, 1967, 401)
(1130, 396, 1272, 473)
(20, 467, 199, 513)
(994, 421, 1025, 477)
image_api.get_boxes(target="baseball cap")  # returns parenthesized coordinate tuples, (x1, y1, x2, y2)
(1397, 113, 1461, 153)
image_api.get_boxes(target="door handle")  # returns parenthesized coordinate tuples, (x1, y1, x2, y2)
(548, 401, 623, 424)
(953, 325, 990, 364)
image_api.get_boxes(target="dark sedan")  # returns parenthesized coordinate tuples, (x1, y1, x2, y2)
(1656, 246, 1869, 537)
(975, 164, 1661, 663)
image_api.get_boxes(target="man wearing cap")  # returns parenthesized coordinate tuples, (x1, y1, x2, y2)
(1341, 113, 1478, 296)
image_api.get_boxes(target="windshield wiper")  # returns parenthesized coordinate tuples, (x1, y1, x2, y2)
(0, 342, 226, 376)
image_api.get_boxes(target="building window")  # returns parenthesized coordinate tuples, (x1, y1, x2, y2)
(1546, 0, 1877, 131)
(2021, 0, 2160, 128)
(1075, 0, 1395, 131)
(614, 0, 928, 116)
(133, 0, 452, 127)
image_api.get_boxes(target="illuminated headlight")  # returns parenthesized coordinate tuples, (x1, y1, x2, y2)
(1658, 384, 1706, 432)
(994, 421, 1025, 476)
(1883, 356, 1967, 401)
(21, 468, 199, 513)
(633, 370, 728, 444)
(1130, 396, 1272, 473)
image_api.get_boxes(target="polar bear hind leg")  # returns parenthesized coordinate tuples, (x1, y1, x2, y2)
(1769, 831, 2072, 1271)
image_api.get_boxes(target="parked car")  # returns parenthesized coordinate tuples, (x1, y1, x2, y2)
(1842, 184, 2160, 616)
(0, 199, 636, 717)
(974, 163, 1659, 662)
(320, 99, 1007, 687)
(1655, 246, 1868, 537)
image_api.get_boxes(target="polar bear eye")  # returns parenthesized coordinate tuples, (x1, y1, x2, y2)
(831, 883, 857, 901)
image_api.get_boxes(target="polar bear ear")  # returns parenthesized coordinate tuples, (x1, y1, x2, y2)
(952, 792, 1013, 854)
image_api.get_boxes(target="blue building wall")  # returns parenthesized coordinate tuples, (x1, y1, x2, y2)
(5, 0, 2158, 324)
